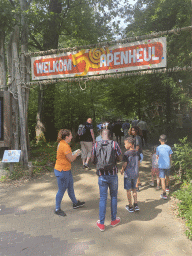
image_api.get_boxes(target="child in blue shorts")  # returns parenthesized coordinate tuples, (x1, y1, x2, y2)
(156, 134, 173, 200)
(121, 137, 141, 212)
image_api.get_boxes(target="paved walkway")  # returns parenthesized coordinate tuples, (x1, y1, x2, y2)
(0, 147, 192, 256)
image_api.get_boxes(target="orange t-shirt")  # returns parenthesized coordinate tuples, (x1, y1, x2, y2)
(54, 140, 72, 171)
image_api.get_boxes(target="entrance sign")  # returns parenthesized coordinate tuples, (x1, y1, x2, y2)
(2, 150, 21, 163)
(31, 37, 166, 80)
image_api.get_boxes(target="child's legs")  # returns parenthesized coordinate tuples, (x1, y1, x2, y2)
(124, 178, 133, 206)
(156, 176, 160, 187)
(151, 168, 155, 183)
(136, 176, 140, 187)
(132, 178, 137, 204)
(159, 169, 166, 193)
(166, 176, 169, 187)
(164, 169, 170, 187)
(154, 168, 160, 186)
(132, 189, 137, 204)
(126, 189, 132, 206)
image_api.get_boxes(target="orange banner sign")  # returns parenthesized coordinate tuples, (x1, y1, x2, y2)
(31, 37, 166, 80)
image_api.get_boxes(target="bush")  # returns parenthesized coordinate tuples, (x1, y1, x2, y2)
(172, 137, 192, 181)
(173, 182, 192, 240)
(172, 137, 192, 240)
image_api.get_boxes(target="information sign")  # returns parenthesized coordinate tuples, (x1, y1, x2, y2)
(2, 150, 21, 163)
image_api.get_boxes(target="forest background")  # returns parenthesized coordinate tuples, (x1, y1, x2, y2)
(0, 0, 192, 239)
(0, 0, 191, 143)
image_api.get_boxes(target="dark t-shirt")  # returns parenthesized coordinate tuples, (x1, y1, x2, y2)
(80, 122, 93, 142)
(130, 135, 142, 153)
(123, 150, 141, 180)
(114, 122, 122, 136)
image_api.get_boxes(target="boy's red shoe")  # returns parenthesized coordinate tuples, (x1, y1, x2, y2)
(97, 220, 105, 231)
(111, 217, 121, 227)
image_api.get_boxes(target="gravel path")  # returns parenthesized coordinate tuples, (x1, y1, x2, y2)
(0, 146, 192, 256)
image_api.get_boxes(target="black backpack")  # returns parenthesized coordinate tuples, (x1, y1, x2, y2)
(95, 140, 116, 171)
(77, 124, 86, 136)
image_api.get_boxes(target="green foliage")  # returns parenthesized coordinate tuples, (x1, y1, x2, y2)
(173, 182, 192, 240)
(173, 137, 192, 181)
(0, 175, 7, 182)
(8, 164, 26, 180)
(172, 137, 192, 239)
(124, 0, 191, 68)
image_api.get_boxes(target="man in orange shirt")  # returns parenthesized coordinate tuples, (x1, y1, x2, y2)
(54, 129, 85, 216)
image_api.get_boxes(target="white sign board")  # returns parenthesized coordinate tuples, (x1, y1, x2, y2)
(2, 150, 21, 163)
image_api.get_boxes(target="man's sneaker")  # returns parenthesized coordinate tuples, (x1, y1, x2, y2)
(111, 217, 121, 227)
(136, 187, 139, 192)
(84, 163, 89, 169)
(125, 205, 134, 213)
(166, 187, 169, 192)
(150, 182, 154, 187)
(73, 200, 85, 209)
(54, 209, 66, 217)
(97, 220, 105, 231)
(160, 193, 168, 200)
(156, 186, 161, 190)
(134, 203, 140, 211)
(138, 183, 142, 188)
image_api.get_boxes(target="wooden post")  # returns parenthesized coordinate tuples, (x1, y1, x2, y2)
(9, 163, 14, 174)
(28, 161, 33, 177)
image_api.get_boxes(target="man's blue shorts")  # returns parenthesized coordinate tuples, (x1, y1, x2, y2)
(124, 177, 137, 190)
(159, 169, 170, 178)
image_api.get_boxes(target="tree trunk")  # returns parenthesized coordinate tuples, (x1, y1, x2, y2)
(0, 30, 6, 90)
(7, 28, 19, 150)
(36, 85, 46, 143)
(12, 25, 28, 166)
(19, 0, 30, 164)
(36, 0, 62, 142)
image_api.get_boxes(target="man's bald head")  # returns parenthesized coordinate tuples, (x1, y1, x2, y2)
(87, 118, 92, 123)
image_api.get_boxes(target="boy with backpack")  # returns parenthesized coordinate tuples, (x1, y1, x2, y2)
(156, 134, 173, 200)
(92, 129, 122, 232)
(121, 137, 141, 212)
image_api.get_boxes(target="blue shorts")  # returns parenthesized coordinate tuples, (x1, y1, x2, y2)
(159, 169, 170, 178)
(124, 178, 137, 190)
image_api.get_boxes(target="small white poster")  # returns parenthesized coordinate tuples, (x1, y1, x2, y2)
(2, 150, 21, 163)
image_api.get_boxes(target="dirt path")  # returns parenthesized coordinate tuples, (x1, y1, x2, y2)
(0, 146, 192, 256)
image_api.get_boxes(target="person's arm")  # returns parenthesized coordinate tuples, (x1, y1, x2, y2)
(66, 150, 81, 162)
(116, 142, 122, 161)
(135, 136, 140, 151)
(90, 129, 95, 144)
(91, 144, 96, 164)
(170, 154, 172, 167)
(121, 162, 127, 175)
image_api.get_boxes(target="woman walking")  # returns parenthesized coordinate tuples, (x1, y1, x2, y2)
(129, 126, 143, 191)
(54, 129, 85, 216)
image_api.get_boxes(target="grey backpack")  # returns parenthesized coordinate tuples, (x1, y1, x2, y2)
(96, 140, 116, 171)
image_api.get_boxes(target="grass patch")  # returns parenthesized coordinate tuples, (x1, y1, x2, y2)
(0, 140, 81, 182)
